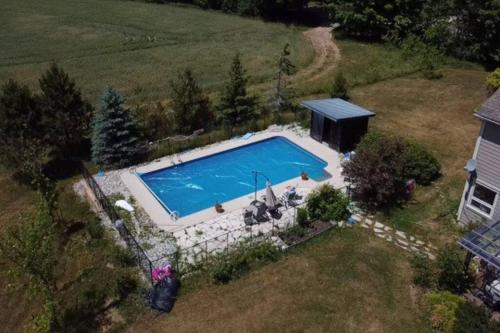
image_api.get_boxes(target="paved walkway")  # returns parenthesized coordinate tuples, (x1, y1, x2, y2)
(351, 213, 437, 260)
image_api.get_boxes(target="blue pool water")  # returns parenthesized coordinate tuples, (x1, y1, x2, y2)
(139, 136, 328, 217)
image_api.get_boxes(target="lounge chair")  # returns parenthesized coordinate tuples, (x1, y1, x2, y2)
(243, 200, 269, 225)
(279, 187, 302, 208)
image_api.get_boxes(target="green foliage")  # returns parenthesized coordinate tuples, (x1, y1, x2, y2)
(170, 69, 213, 134)
(402, 141, 441, 185)
(91, 87, 145, 168)
(400, 34, 445, 79)
(0, 79, 47, 177)
(274, 43, 296, 117)
(411, 253, 436, 288)
(342, 132, 407, 209)
(39, 63, 92, 156)
(436, 246, 473, 294)
(210, 241, 280, 284)
(329, 0, 426, 41)
(330, 0, 500, 67)
(330, 71, 349, 99)
(306, 184, 350, 221)
(486, 68, 500, 94)
(452, 302, 492, 333)
(296, 207, 310, 228)
(343, 132, 441, 208)
(219, 54, 257, 127)
(0, 193, 60, 332)
(133, 102, 174, 141)
(425, 291, 464, 333)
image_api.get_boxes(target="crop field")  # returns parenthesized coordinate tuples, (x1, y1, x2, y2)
(0, 0, 312, 103)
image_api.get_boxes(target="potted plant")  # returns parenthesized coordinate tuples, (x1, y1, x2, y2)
(301, 171, 309, 181)
(215, 202, 224, 213)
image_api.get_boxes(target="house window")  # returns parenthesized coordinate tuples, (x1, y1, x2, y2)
(469, 183, 497, 217)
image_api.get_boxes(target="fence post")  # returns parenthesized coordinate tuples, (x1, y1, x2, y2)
(205, 240, 208, 265)
(226, 233, 229, 256)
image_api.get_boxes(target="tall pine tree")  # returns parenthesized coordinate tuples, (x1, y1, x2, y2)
(170, 69, 213, 134)
(219, 53, 256, 128)
(39, 63, 92, 157)
(274, 44, 296, 118)
(91, 87, 145, 168)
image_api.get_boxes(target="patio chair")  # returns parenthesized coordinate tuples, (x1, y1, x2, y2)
(279, 187, 302, 208)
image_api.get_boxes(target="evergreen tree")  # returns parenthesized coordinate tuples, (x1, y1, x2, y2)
(0, 80, 47, 176)
(170, 69, 213, 134)
(330, 71, 349, 99)
(219, 53, 256, 127)
(274, 43, 296, 117)
(91, 87, 145, 168)
(39, 63, 92, 157)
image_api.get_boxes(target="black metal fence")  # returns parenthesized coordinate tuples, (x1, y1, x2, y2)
(81, 163, 154, 285)
(81, 163, 336, 283)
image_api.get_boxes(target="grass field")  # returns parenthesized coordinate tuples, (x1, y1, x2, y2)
(350, 69, 488, 240)
(0, 0, 312, 103)
(129, 228, 431, 333)
(0, 0, 491, 331)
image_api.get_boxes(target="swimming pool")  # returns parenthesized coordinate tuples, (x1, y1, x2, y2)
(139, 136, 328, 217)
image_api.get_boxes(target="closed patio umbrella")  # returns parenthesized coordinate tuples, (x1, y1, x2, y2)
(265, 181, 278, 211)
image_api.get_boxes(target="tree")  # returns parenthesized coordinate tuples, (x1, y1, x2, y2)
(436, 246, 473, 294)
(170, 69, 213, 134)
(274, 43, 296, 118)
(328, 0, 427, 41)
(330, 71, 349, 99)
(342, 132, 407, 209)
(39, 63, 92, 157)
(219, 53, 256, 128)
(0, 80, 48, 178)
(91, 87, 145, 168)
(0, 191, 60, 332)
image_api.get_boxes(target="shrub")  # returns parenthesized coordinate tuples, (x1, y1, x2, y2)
(296, 207, 310, 228)
(330, 71, 349, 100)
(411, 253, 437, 288)
(425, 291, 465, 333)
(342, 132, 407, 209)
(306, 184, 350, 221)
(402, 141, 441, 185)
(343, 132, 441, 208)
(453, 301, 491, 333)
(486, 68, 500, 95)
(210, 241, 280, 284)
(436, 246, 473, 294)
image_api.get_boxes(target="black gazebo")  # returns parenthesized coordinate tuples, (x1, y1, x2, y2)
(301, 98, 375, 152)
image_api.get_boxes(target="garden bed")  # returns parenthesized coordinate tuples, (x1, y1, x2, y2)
(279, 220, 335, 246)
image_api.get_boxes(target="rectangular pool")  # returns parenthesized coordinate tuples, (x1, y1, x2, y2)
(139, 136, 328, 217)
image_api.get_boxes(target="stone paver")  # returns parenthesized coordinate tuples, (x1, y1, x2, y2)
(355, 213, 436, 259)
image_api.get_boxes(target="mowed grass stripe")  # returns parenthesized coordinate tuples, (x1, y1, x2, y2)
(0, 0, 312, 102)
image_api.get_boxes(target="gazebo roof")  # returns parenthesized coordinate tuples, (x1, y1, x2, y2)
(459, 219, 500, 270)
(301, 98, 375, 121)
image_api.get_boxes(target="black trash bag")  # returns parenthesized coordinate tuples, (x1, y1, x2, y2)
(150, 277, 181, 313)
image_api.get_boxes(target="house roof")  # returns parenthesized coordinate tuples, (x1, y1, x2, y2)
(476, 89, 500, 125)
(300, 98, 375, 122)
(459, 219, 500, 270)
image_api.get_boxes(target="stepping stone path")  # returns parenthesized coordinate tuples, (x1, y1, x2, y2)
(352, 213, 435, 260)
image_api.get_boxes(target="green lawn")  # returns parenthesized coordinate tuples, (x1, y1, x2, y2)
(350, 69, 488, 241)
(0, 0, 312, 103)
(129, 228, 431, 333)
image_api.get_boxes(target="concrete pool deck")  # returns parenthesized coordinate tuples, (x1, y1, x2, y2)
(121, 128, 346, 233)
